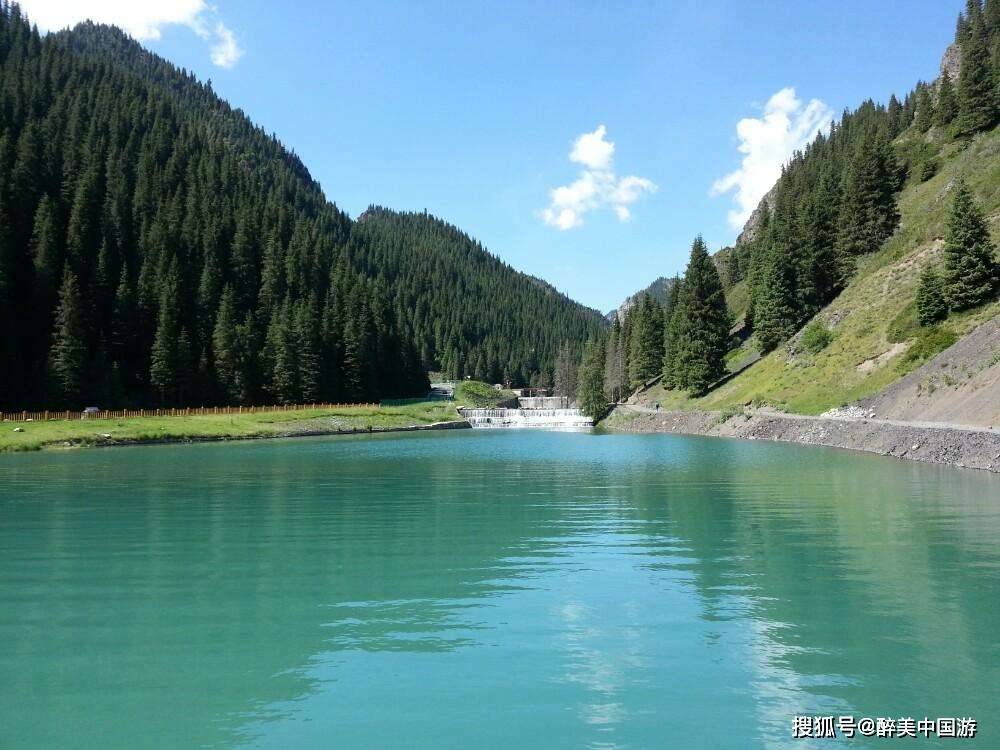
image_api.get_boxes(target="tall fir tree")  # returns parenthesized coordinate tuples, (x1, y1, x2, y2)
(627, 294, 664, 388)
(836, 136, 900, 267)
(916, 265, 948, 325)
(942, 182, 999, 310)
(553, 340, 578, 399)
(149, 264, 181, 403)
(956, 7, 998, 136)
(753, 244, 798, 352)
(48, 269, 88, 407)
(935, 71, 959, 128)
(576, 337, 607, 419)
(603, 318, 626, 403)
(212, 286, 245, 404)
(914, 84, 936, 132)
(661, 279, 683, 388)
(669, 237, 732, 394)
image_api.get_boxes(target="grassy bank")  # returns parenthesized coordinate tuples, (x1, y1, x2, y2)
(0, 402, 464, 453)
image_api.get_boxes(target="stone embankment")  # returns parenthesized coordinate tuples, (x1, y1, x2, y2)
(607, 405, 1000, 473)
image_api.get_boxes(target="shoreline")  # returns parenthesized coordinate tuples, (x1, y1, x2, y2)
(4, 418, 471, 453)
(603, 405, 1000, 473)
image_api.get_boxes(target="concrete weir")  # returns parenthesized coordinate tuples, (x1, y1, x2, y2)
(459, 397, 593, 430)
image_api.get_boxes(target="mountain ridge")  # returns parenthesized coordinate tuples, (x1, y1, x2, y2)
(0, 7, 604, 409)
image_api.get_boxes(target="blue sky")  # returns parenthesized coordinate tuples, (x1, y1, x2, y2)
(23, 1, 959, 312)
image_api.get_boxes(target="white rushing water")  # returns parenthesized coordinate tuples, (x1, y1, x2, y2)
(461, 407, 593, 430)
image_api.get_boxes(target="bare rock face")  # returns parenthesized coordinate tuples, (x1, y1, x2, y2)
(940, 43, 960, 85)
(735, 183, 778, 247)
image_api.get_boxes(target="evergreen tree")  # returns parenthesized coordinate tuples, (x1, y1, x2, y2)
(914, 84, 935, 132)
(576, 338, 607, 419)
(149, 265, 181, 403)
(48, 269, 88, 406)
(916, 266, 948, 325)
(935, 71, 959, 128)
(956, 8, 998, 136)
(661, 279, 682, 388)
(942, 182, 999, 310)
(753, 244, 798, 352)
(603, 317, 625, 403)
(670, 238, 732, 393)
(553, 340, 578, 399)
(295, 298, 321, 403)
(0, 197, 13, 402)
(29, 196, 61, 306)
(628, 294, 664, 388)
(213, 286, 244, 403)
(836, 136, 900, 265)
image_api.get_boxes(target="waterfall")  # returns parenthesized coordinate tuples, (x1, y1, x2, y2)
(460, 405, 593, 430)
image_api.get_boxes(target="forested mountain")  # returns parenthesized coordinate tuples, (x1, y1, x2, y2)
(0, 3, 603, 410)
(576, 0, 999, 414)
(347, 208, 604, 386)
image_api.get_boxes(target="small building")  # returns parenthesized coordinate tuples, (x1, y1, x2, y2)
(510, 386, 550, 398)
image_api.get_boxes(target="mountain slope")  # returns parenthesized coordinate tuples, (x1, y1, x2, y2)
(349, 208, 604, 384)
(0, 7, 602, 410)
(634, 124, 1000, 422)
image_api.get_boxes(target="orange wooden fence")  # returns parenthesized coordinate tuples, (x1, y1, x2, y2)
(0, 403, 379, 423)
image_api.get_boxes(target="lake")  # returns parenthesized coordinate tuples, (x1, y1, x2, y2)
(1, 430, 998, 748)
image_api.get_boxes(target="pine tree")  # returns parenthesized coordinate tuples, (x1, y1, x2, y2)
(916, 266, 948, 325)
(935, 72, 959, 128)
(836, 136, 900, 265)
(0, 196, 13, 405)
(603, 318, 625, 403)
(956, 9, 998, 136)
(264, 301, 296, 404)
(670, 237, 732, 393)
(661, 279, 682, 388)
(29, 196, 61, 305)
(213, 286, 244, 403)
(577, 338, 607, 419)
(915, 84, 935, 132)
(553, 340, 578, 399)
(942, 182, 999, 310)
(295, 298, 321, 403)
(753, 245, 798, 352)
(48, 269, 88, 406)
(628, 294, 664, 388)
(149, 265, 181, 403)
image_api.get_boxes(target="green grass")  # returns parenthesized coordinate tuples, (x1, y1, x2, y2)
(630, 126, 1000, 416)
(725, 279, 749, 323)
(0, 402, 463, 453)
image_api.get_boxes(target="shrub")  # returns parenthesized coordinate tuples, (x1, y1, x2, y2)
(800, 321, 833, 354)
(886, 301, 921, 343)
(897, 326, 958, 372)
(919, 158, 938, 182)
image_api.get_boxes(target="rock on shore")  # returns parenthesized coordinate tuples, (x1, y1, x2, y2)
(606, 406, 1000, 473)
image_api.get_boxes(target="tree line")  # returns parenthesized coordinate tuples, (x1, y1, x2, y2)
(563, 236, 732, 417)
(0, 4, 602, 410)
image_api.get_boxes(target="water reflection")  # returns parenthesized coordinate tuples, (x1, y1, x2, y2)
(0, 431, 998, 748)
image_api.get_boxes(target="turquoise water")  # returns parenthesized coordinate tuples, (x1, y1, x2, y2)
(1, 430, 998, 748)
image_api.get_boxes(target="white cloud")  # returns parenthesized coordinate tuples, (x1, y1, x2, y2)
(541, 125, 656, 230)
(19, 0, 243, 68)
(208, 22, 242, 68)
(570, 124, 615, 170)
(711, 87, 833, 230)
